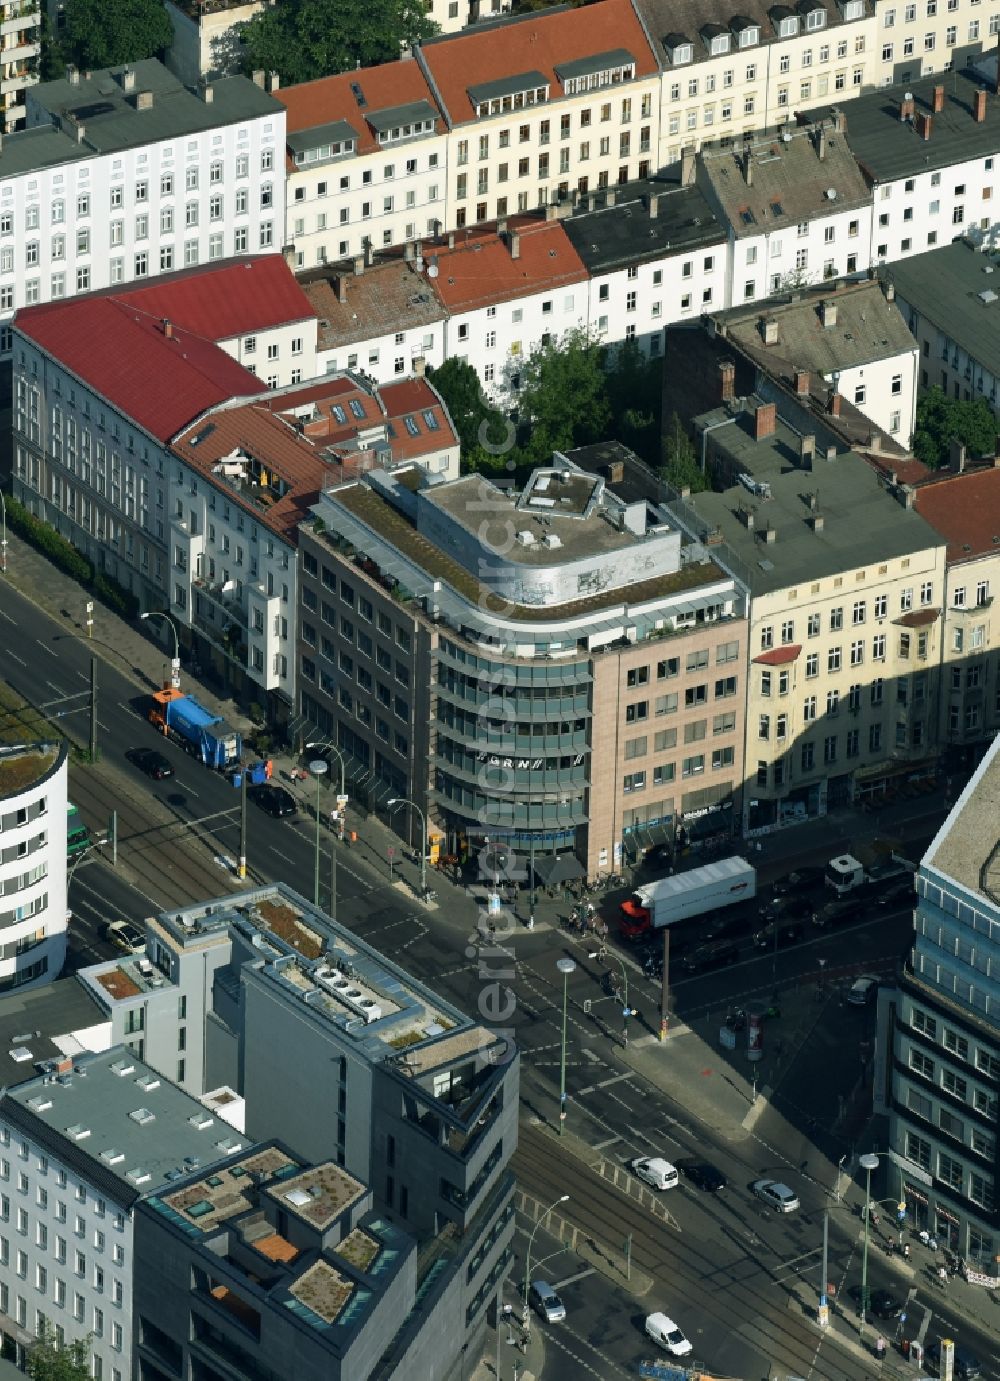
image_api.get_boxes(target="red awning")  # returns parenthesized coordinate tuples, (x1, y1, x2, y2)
(753, 643, 802, 666)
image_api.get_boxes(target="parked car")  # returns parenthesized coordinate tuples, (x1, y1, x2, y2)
(752, 1179, 800, 1213)
(101, 920, 146, 954)
(758, 893, 817, 925)
(847, 974, 880, 1006)
(876, 879, 915, 909)
(126, 747, 174, 780)
(644, 1312, 692, 1357)
(772, 866, 825, 896)
(812, 897, 859, 929)
(752, 921, 805, 950)
(630, 1157, 679, 1191)
(924, 1340, 982, 1380)
(848, 1286, 901, 1319)
(680, 941, 740, 974)
(677, 1160, 726, 1192)
(248, 784, 298, 818)
(529, 1281, 566, 1324)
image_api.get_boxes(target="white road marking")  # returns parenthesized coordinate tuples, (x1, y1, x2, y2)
(36, 640, 58, 658)
(0, 607, 14, 623)
(46, 681, 65, 696)
(176, 780, 200, 798)
(553, 1267, 596, 1289)
(118, 702, 143, 720)
(8, 652, 25, 666)
(592, 1133, 623, 1150)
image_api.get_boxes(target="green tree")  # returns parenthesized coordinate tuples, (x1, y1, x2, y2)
(242, 0, 436, 86)
(39, 8, 67, 82)
(517, 327, 611, 462)
(27, 1324, 91, 1381)
(912, 386, 999, 468)
(605, 339, 664, 465)
(427, 357, 513, 473)
(61, 0, 172, 71)
(659, 411, 708, 492)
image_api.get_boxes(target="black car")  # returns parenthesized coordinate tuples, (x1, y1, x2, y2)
(812, 897, 858, 929)
(752, 921, 805, 950)
(126, 747, 174, 780)
(759, 892, 817, 925)
(248, 784, 298, 818)
(771, 866, 825, 897)
(849, 1286, 901, 1319)
(876, 879, 915, 909)
(677, 1160, 726, 1192)
(924, 1340, 982, 1380)
(680, 941, 740, 974)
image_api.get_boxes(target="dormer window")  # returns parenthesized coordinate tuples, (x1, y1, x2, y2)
(367, 101, 439, 145)
(557, 49, 637, 95)
(730, 15, 761, 46)
(798, 0, 827, 26)
(664, 32, 694, 64)
(702, 25, 732, 54)
(289, 121, 358, 167)
(468, 73, 549, 118)
(772, 8, 800, 36)
(840, 0, 863, 16)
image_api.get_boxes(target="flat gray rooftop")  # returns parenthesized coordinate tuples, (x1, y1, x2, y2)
(885, 239, 1000, 382)
(924, 734, 1000, 900)
(0, 977, 106, 1088)
(562, 177, 724, 274)
(718, 279, 917, 374)
(686, 411, 943, 592)
(833, 61, 1000, 183)
(0, 123, 80, 178)
(1, 1048, 245, 1207)
(31, 58, 281, 156)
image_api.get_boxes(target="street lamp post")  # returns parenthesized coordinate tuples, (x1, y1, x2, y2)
(309, 759, 328, 906)
(557, 957, 576, 1134)
(523, 1194, 569, 1340)
(387, 796, 427, 897)
(140, 610, 182, 689)
(306, 740, 347, 918)
(859, 1151, 880, 1338)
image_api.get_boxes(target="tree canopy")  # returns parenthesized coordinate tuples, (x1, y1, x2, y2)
(912, 386, 999, 468)
(241, 0, 437, 86)
(27, 1325, 91, 1381)
(517, 328, 611, 462)
(61, 0, 173, 72)
(659, 411, 708, 492)
(427, 357, 513, 474)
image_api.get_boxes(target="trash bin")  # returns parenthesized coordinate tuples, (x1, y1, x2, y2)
(901, 1338, 911, 1359)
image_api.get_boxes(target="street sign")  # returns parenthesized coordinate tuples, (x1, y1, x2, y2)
(387, 847, 394, 858)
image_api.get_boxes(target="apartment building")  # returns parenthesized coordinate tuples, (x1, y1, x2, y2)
(714, 278, 920, 446)
(562, 173, 730, 356)
(841, 63, 1000, 265)
(0, 740, 67, 992)
(0, 0, 40, 132)
(78, 881, 519, 1378)
(886, 239, 1000, 412)
(914, 466, 1000, 751)
(876, 0, 988, 87)
(302, 257, 448, 384)
(297, 457, 746, 875)
(11, 256, 313, 612)
(276, 61, 449, 270)
(167, 374, 458, 713)
(878, 734, 1000, 1263)
(664, 334, 946, 829)
(699, 115, 875, 300)
(416, 0, 661, 228)
(636, 0, 877, 166)
(0, 1047, 246, 1379)
(0, 59, 287, 354)
(162, 0, 265, 86)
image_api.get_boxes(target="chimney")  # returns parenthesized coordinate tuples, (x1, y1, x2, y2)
(816, 125, 827, 161)
(883, 278, 896, 302)
(794, 368, 810, 397)
(270, 71, 280, 92)
(899, 91, 915, 121)
(74, 122, 86, 144)
(810, 513, 825, 532)
(353, 253, 365, 277)
(509, 231, 521, 260)
(364, 239, 374, 268)
(587, 193, 598, 211)
(821, 298, 838, 329)
(252, 69, 266, 88)
(447, 231, 455, 250)
(648, 193, 660, 219)
(831, 106, 847, 134)
(933, 83, 945, 113)
(916, 111, 933, 140)
(975, 89, 988, 123)
(65, 64, 79, 85)
(121, 67, 136, 93)
(681, 144, 696, 186)
(135, 90, 153, 111)
(762, 526, 777, 544)
(761, 317, 779, 346)
(605, 188, 617, 207)
(282, 243, 296, 269)
(800, 433, 816, 465)
(744, 149, 754, 186)
(607, 458, 625, 484)
(54, 1057, 73, 1075)
(826, 444, 837, 461)
(413, 355, 427, 377)
(162, 318, 174, 340)
(200, 81, 214, 104)
(404, 241, 415, 261)
(951, 438, 967, 472)
(719, 359, 736, 403)
(741, 507, 755, 530)
(829, 390, 842, 417)
(545, 202, 559, 222)
(336, 276, 347, 305)
(903, 488, 916, 509)
(755, 401, 777, 440)
(496, 217, 507, 236)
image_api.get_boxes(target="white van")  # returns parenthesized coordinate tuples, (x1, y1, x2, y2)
(645, 1312, 693, 1356)
(529, 1281, 566, 1323)
(630, 1156, 679, 1191)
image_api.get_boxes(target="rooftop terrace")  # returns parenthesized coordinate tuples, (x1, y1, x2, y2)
(925, 733, 1000, 903)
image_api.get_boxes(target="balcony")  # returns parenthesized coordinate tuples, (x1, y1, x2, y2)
(194, 577, 248, 627)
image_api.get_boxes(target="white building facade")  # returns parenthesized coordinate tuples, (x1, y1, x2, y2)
(0, 741, 68, 992)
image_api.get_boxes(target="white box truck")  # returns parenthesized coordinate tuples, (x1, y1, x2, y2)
(619, 856, 757, 939)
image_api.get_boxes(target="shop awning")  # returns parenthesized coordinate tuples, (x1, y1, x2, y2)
(531, 853, 585, 885)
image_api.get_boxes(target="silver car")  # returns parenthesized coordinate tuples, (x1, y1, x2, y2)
(752, 1178, 800, 1213)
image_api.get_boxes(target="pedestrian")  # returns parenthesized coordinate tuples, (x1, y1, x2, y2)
(875, 1336, 886, 1360)
(903, 1242, 910, 1260)
(937, 1266, 949, 1288)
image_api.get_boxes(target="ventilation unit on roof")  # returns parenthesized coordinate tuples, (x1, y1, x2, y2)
(542, 532, 562, 549)
(516, 529, 537, 546)
(825, 187, 837, 200)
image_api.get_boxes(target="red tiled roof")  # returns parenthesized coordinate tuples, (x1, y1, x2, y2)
(16, 296, 264, 443)
(894, 608, 940, 628)
(418, 0, 659, 127)
(914, 467, 1000, 563)
(430, 220, 587, 311)
(110, 257, 315, 340)
(753, 644, 802, 666)
(275, 61, 444, 159)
